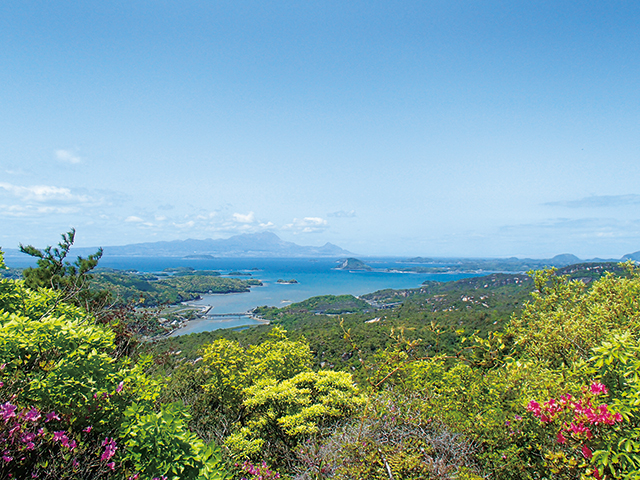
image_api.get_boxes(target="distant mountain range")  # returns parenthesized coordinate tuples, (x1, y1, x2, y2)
(96, 232, 353, 258)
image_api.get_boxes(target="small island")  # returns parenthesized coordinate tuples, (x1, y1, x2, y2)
(277, 279, 298, 284)
(336, 258, 373, 271)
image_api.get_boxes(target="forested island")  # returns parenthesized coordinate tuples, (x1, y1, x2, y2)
(2, 231, 640, 479)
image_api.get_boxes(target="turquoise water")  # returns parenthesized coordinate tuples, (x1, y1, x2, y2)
(5, 254, 481, 335)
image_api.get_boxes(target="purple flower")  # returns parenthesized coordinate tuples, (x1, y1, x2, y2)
(83, 426, 92, 433)
(101, 437, 117, 462)
(115, 381, 124, 394)
(53, 431, 67, 442)
(0, 402, 17, 421)
(45, 411, 60, 423)
(24, 408, 41, 422)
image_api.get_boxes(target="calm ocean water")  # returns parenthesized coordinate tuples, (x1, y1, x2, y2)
(5, 254, 481, 335)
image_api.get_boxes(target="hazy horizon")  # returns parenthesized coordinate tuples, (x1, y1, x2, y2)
(2, 2, 639, 258)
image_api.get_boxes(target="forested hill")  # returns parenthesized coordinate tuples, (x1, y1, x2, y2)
(155, 261, 624, 369)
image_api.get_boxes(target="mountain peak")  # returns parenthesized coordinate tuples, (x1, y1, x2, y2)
(102, 232, 353, 258)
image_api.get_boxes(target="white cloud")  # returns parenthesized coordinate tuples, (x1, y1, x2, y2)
(0, 182, 93, 204)
(125, 216, 144, 223)
(233, 212, 256, 223)
(284, 217, 328, 233)
(55, 149, 82, 164)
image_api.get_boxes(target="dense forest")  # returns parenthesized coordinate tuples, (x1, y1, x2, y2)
(2, 232, 640, 479)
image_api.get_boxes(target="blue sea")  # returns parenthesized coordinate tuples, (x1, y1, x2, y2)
(5, 254, 481, 335)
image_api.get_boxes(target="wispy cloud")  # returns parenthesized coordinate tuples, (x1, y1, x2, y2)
(545, 194, 640, 208)
(284, 217, 328, 233)
(327, 210, 356, 218)
(125, 216, 144, 223)
(0, 204, 79, 217)
(55, 149, 82, 164)
(0, 182, 93, 204)
(4, 168, 27, 176)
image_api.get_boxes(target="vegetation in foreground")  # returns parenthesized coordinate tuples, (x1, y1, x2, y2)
(1, 231, 640, 479)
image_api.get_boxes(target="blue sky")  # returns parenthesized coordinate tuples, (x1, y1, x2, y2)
(1, 1, 639, 258)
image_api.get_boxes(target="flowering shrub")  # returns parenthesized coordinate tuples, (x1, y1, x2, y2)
(527, 382, 624, 478)
(237, 460, 280, 480)
(0, 249, 231, 480)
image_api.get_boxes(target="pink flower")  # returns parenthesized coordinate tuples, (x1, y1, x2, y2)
(107, 462, 115, 471)
(115, 381, 124, 394)
(526, 401, 541, 416)
(83, 426, 92, 433)
(582, 444, 593, 459)
(53, 430, 67, 442)
(556, 432, 566, 444)
(590, 382, 608, 396)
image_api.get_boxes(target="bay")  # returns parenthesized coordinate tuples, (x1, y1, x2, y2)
(6, 254, 482, 335)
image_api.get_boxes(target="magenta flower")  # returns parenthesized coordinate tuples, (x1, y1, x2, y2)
(590, 382, 608, 396)
(53, 430, 67, 442)
(0, 402, 17, 421)
(101, 437, 117, 462)
(45, 411, 60, 423)
(24, 407, 41, 422)
(116, 381, 124, 393)
(83, 426, 92, 433)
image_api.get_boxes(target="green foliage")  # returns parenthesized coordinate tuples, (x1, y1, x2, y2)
(121, 401, 231, 480)
(160, 327, 314, 444)
(510, 265, 640, 367)
(0, 247, 230, 479)
(226, 370, 366, 469)
(19, 229, 107, 310)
